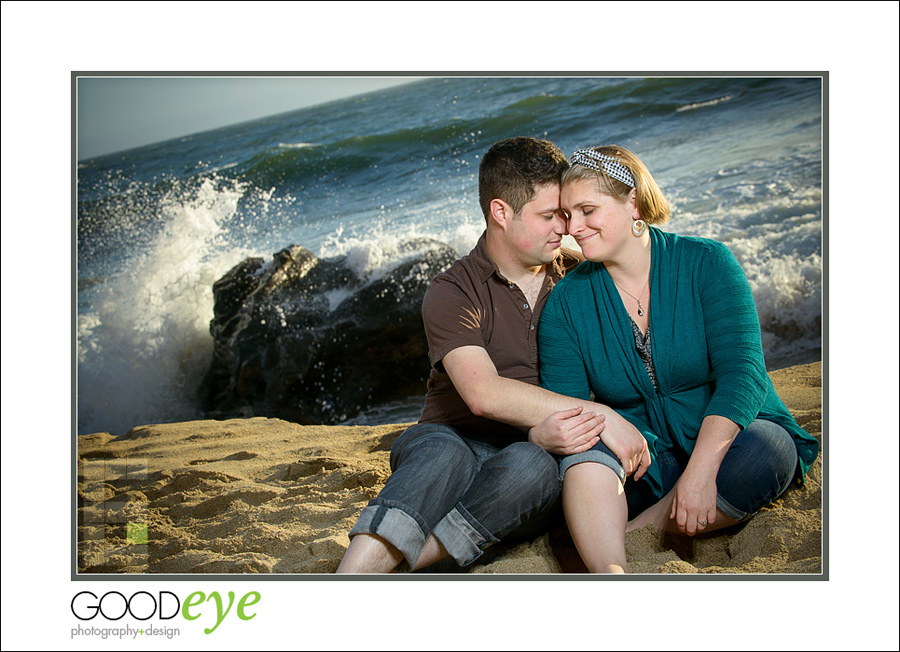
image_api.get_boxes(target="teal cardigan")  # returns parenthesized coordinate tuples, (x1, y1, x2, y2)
(539, 227, 819, 498)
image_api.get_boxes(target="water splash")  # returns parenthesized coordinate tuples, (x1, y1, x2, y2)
(77, 178, 252, 435)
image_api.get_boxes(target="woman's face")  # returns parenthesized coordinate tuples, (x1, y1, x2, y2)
(561, 178, 636, 262)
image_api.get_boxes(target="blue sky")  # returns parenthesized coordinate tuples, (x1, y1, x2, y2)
(76, 75, 422, 160)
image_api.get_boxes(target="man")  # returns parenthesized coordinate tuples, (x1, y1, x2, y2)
(336, 137, 649, 573)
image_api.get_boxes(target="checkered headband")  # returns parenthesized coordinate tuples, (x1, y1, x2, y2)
(569, 149, 635, 188)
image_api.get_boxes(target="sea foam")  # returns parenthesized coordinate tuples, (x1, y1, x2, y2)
(77, 178, 252, 435)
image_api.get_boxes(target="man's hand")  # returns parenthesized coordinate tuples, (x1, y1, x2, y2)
(440, 346, 649, 479)
(598, 410, 651, 481)
(528, 406, 605, 455)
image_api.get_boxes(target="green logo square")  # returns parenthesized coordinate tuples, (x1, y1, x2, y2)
(126, 522, 148, 545)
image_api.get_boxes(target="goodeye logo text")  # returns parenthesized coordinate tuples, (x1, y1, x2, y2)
(70, 589, 260, 637)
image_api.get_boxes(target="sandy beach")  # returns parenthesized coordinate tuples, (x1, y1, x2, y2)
(76, 361, 822, 575)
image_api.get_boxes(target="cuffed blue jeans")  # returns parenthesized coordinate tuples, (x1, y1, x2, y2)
(348, 423, 561, 568)
(558, 419, 799, 522)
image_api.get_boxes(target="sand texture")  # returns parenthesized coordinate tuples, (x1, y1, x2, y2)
(77, 362, 822, 575)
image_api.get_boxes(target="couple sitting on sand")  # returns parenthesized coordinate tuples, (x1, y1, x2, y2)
(336, 137, 819, 574)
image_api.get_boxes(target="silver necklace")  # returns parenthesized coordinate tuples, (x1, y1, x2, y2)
(614, 278, 649, 316)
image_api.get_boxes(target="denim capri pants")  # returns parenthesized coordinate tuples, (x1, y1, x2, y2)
(557, 419, 799, 521)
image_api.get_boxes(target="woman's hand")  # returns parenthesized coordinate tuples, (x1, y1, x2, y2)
(669, 466, 718, 536)
(528, 406, 605, 455)
(668, 415, 741, 535)
(598, 409, 651, 481)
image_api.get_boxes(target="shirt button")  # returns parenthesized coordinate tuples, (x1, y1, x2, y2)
(523, 303, 529, 310)
(530, 325, 535, 330)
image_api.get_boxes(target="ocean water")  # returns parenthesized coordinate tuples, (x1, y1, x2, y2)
(76, 76, 824, 436)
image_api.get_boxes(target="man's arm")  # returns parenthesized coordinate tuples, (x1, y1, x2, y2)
(442, 345, 650, 479)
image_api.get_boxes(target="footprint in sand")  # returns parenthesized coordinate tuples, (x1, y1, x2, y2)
(285, 457, 387, 493)
(166, 469, 240, 492)
(286, 457, 346, 480)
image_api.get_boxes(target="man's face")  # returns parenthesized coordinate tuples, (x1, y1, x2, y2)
(506, 182, 567, 266)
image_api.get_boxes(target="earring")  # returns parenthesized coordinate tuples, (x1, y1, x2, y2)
(632, 219, 647, 236)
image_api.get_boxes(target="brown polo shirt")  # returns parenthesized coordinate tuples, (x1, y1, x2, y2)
(417, 231, 582, 442)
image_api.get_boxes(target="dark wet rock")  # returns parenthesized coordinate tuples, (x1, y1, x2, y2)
(201, 239, 456, 424)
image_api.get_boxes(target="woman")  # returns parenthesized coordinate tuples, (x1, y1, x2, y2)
(538, 146, 819, 573)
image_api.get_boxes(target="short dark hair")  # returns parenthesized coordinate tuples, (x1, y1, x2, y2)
(478, 137, 568, 219)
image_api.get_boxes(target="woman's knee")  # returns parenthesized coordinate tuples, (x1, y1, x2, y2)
(717, 420, 799, 516)
(741, 420, 798, 476)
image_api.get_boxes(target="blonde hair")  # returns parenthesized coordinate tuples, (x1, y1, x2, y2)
(562, 145, 670, 224)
